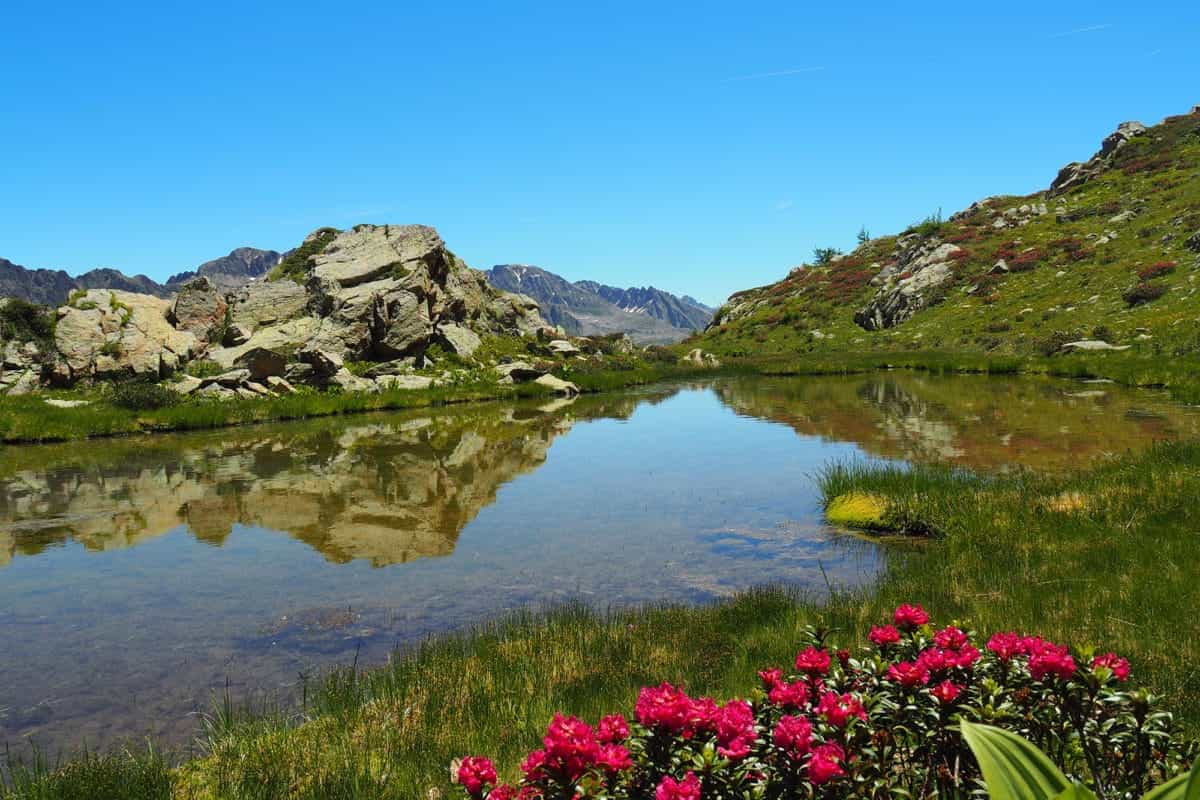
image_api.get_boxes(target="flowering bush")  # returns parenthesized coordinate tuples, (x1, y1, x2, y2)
(1137, 261, 1177, 281)
(456, 606, 1192, 799)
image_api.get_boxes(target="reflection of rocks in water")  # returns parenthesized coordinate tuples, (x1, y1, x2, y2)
(715, 374, 1200, 471)
(0, 389, 680, 569)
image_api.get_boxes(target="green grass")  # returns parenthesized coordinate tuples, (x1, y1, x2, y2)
(696, 109, 1200, 360)
(7, 438, 1198, 798)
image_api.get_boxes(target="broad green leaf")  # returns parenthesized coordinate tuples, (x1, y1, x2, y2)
(960, 721, 1072, 800)
(1142, 764, 1200, 800)
(1051, 785, 1100, 800)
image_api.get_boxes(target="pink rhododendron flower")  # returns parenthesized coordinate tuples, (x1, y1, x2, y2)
(1091, 652, 1131, 682)
(597, 743, 633, 773)
(656, 771, 702, 800)
(808, 742, 847, 785)
(869, 624, 901, 646)
(817, 691, 867, 728)
(931, 680, 962, 705)
(487, 786, 517, 800)
(636, 683, 695, 734)
(795, 646, 832, 677)
(893, 604, 930, 631)
(772, 714, 813, 757)
(597, 714, 629, 743)
(887, 660, 930, 688)
(836, 648, 851, 666)
(934, 626, 969, 651)
(519, 749, 547, 780)
(1028, 642, 1076, 681)
(768, 679, 810, 709)
(758, 668, 783, 689)
(714, 699, 755, 760)
(542, 713, 601, 779)
(457, 756, 497, 797)
(986, 631, 1028, 661)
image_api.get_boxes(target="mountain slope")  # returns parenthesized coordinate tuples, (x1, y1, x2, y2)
(0, 247, 283, 306)
(486, 265, 711, 343)
(697, 105, 1200, 358)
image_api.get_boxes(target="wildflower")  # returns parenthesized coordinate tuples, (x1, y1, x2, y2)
(1028, 642, 1076, 682)
(808, 742, 847, 785)
(930, 680, 962, 705)
(817, 691, 867, 728)
(656, 771, 702, 800)
(795, 647, 832, 677)
(933, 626, 969, 651)
(986, 631, 1027, 661)
(596, 743, 633, 773)
(893, 604, 930, 631)
(758, 668, 783, 690)
(715, 699, 755, 760)
(772, 714, 813, 757)
(519, 750, 547, 780)
(597, 714, 630, 743)
(868, 624, 901, 647)
(457, 756, 498, 797)
(542, 713, 601, 779)
(768, 679, 810, 709)
(886, 660, 930, 688)
(636, 683, 696, 734)
(1091, 652, 1131, 682)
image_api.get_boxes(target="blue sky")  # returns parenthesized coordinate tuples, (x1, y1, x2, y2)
(2, 1, 1197, 306)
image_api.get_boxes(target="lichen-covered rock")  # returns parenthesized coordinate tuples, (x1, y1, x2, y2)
(1048, 121, 1148, 196)
(54, 290, 197, 381)
(168, 277, 227, 339)
(854, 242, 961, 330)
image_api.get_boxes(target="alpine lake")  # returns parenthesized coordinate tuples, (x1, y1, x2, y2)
(1, 373, 1196, 756)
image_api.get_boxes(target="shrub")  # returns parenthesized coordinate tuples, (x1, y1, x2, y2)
(1124, 282, 1168, 307)
(269, 227, 340, 282)
(1035, 330, 1082, 356)
(904, 209, 945, 238)
(185, 359, 225, 378)
(1091, 325, 1113, 342)
(0, 298, 54, 345)
(455, 606, 1191, 800)
(812, 247, 842, 266)
(98, 340, 123, 357)
(108, 379, 180, 410)
(1138, 261, 1177, 281)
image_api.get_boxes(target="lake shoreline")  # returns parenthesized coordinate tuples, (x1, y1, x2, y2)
(3, 349, 1200, 445)
(4, 389, 1199, 796)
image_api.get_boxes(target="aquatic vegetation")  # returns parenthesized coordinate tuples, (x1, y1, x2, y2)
(455, 607, 1192, 799)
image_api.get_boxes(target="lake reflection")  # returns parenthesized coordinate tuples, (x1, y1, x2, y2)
(0, 374, 1194, 754)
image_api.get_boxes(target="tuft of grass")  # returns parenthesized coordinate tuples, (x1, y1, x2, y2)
(823, 490, 889, 530)
(268, 227, 340, 282)
(0, 746, 172, 800)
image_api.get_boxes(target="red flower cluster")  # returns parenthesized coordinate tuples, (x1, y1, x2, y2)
(457, 604, 1173, 800)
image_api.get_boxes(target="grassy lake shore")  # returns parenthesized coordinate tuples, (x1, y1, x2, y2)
(5, 433, 1199, 798)
(3, 348, 1200, 444)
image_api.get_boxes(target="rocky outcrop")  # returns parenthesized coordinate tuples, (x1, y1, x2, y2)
(53, 290, 197, 382)
(207, 224, 546, 370)
(1048, 121, 1148, 196)
(168, 277, 227, 339)
(854, 241, 961, 330)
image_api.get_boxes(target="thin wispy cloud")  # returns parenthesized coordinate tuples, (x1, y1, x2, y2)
(1048, 23, 1112, 39)
(722, 66, 825, 83)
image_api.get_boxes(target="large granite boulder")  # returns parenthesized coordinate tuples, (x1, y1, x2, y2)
(168, 276, 227, 339)
(54, 290, 197, 381)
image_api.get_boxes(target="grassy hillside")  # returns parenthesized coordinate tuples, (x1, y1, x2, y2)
(697, 107, 1200, 358)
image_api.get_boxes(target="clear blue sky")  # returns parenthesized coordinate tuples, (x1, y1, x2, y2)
(2, 1, 1197, 306)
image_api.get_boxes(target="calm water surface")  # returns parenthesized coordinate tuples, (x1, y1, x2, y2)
(0, 374, 1196, 754)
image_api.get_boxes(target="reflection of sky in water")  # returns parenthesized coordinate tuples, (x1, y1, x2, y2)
(0, 373, 1194, 755)
(0, 385, 878, 755)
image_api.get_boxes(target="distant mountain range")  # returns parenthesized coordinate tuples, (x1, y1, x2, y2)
(486, 265, 713, 344)
(0, 247, 282, 306)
